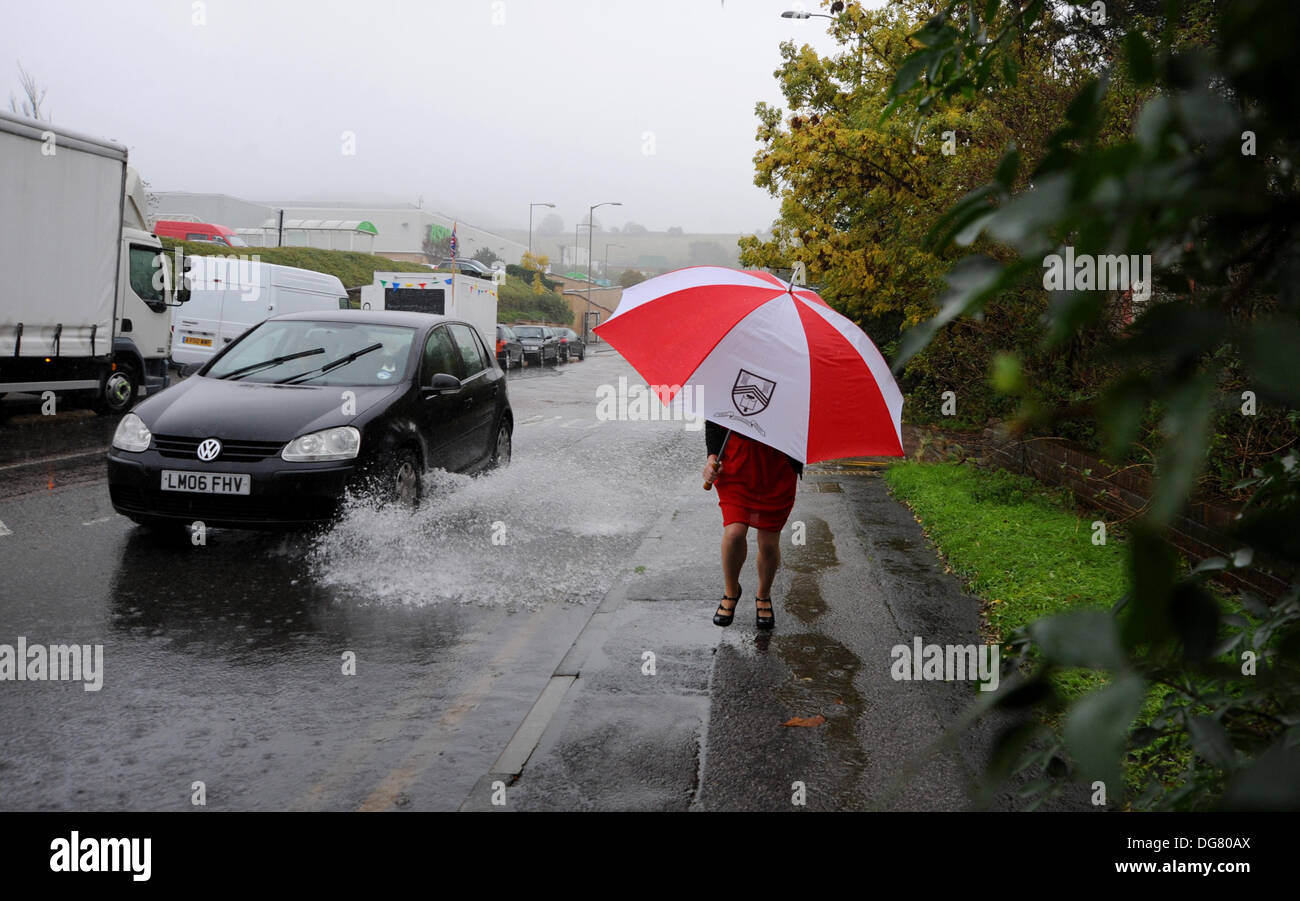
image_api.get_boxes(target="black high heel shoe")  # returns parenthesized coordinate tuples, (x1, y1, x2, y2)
(714, 588, 741, 627)
(755, 595, 775, 631)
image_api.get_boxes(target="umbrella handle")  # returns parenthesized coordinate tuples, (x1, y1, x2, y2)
(703, 431, 730, 491)
(703, 462, 719, 491)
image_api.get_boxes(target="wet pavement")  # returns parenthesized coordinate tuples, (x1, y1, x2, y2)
(0, 347, 1056, 811)
(460, 460, 1028, 811)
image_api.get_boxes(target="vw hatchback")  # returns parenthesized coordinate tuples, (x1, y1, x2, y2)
(108, 310, 512, 529)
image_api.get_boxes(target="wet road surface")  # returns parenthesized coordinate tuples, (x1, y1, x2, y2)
(0, 351, 701, 810)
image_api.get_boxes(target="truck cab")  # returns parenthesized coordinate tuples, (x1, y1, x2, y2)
(112, 226, 177, 407)
(0, 111, 186, 417)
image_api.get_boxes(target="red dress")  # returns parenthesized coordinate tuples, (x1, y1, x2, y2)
(714, 432, 797, 531)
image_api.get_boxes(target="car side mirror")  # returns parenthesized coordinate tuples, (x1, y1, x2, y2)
(427, 373, 461, 392)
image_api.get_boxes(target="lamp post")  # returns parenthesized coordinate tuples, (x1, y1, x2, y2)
(604, 242, 624, 282)
(586, 202, 621, 343)
(528, 202, 554, 256)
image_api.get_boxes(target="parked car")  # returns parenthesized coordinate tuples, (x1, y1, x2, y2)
(556, 328, 585, 362)
(154, 219, 248, 248)
(513, 325, 559, 365)
(435, 258, 493, 278)
(495, 324, 523, 369)
(108, 310, 512, 530)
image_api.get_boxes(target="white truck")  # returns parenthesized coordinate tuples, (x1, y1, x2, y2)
(360, 271, 498, 350)
(0, 110, 186, 415)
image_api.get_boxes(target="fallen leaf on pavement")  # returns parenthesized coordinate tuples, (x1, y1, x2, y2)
(782, 715, 826, 728)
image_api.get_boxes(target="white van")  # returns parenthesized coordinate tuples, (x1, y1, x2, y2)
(171, 256, 348, 366)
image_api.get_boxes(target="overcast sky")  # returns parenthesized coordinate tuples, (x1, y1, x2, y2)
(2, 0, 855, 234)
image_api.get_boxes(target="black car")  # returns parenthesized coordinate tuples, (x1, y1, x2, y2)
(107, 310, 512, 530)
(436, 258, 494, 279)
(513, 325, 559, 365)
(556, 328, 585, 362)
(495, 324, 523, 369)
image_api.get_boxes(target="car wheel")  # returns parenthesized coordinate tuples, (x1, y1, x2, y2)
(94, 364, 139, 416)
(490, 418, 512, 469)
(376, 447, 422, 508)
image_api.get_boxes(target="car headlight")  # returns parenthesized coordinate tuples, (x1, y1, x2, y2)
(111, 413, 152, 453)
(281, 426, 361, 462)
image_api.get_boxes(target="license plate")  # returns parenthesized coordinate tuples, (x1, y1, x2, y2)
(182, 336, 213, 346)
(161, 470, 250, 494)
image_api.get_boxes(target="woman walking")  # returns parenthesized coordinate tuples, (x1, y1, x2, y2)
(702, 419, 802, 630)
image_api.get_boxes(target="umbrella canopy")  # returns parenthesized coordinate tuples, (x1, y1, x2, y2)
(593, 266, 904, 464)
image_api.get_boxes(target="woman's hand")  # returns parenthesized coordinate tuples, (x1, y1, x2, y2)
(702, 455, 722, 487)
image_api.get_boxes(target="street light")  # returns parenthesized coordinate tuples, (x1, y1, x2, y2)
(587, 202, 621, 343)
(604, 242, 624, 281)
(528, 202, 554, 256)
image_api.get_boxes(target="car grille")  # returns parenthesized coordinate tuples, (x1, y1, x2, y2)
(152, 434, 285, 462)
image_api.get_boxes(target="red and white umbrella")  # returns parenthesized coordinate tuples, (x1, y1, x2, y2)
(593, 266, 904, 464)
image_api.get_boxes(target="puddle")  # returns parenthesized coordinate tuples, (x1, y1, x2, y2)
(784, 516, 839, 573)
(785, 573, 828, 623)
(773, 632, 868, 769)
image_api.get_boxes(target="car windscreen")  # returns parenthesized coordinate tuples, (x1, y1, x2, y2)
(514, 327, 543, 338)
(205, 320, 416, 386)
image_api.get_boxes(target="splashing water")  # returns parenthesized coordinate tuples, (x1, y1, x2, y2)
(308, 426, 697, 608)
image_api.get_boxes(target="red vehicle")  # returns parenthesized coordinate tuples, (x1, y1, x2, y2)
(153, 219, 247, 247)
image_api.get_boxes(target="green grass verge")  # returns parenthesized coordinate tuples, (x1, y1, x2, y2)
(884, 461, 1131, 704)
(883, 462, 1128, 638)
(882, 460, 1197, 802)
(160, 239, 432, 290)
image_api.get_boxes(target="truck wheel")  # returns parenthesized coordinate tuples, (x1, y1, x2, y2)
(94, 365, 139, 416)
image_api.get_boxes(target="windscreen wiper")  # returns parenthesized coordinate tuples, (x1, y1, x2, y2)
(276, 343, 384, 385)
(216, 347, 324, 380)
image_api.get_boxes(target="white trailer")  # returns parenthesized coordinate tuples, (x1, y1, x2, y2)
(0, 111, 185, 415)
(359, 271, 498, 349)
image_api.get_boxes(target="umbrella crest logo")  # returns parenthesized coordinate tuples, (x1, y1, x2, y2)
(731, 369, 776, 416)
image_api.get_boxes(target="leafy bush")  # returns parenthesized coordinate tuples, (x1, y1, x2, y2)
(496, 275, 571, 325)
(880, 0, 1300, 810)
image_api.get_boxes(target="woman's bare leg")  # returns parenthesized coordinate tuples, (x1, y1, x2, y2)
(721, 522, 748, 598)
(755, 528, 781, 599)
